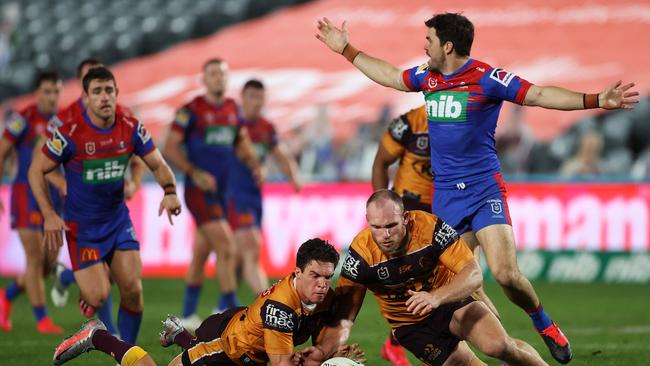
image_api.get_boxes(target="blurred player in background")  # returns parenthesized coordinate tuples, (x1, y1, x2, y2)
(49, 57, 145, 337)
(0, 70, 64, 334)
(163, 59, 261, 330)
(229, 78, 301, 296)
(318, 11, 639, 363)
(52, 238, 346, 366)
(28, 67, 181, 345)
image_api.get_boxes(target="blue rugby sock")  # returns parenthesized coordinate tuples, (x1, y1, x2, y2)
(32, 305, 47, 321)
(528, 304, 553, 331)
(117, 304, 142, 345)
(5, 282, 22, 301)
(218, 291, 239, 310)
(182, 284, 202, 318)
(60, 268, 76, 287)
(97, 292, 118, 335)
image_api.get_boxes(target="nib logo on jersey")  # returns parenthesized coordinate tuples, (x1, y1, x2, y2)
(262, 300, 296, 332)
(424, 91, 468, 122)
(83, 155, 129, 184)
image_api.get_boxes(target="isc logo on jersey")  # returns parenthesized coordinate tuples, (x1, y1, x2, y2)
(205, 125, 237, 145)
(424, 91, 469, 122)
(83, 155, 129, 184)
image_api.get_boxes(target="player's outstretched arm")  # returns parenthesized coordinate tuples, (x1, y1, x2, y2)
(271, 143, 301, 192)
(141, 148, 181, 224)
(524, 81, 639, 111)
(28, 150, 68, 251)
(371, 143, 399, 191)
(315, 17, 410, 91)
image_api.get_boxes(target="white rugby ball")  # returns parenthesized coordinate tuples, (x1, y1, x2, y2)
(320, 357, 364, 366)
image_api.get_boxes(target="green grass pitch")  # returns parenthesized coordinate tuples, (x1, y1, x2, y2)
(1, 278, 648, 365)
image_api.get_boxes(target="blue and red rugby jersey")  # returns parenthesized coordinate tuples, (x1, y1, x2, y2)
(42, 111, 155, 222)
(402, 59, 533, 186)
(171, 96, 240, 189)
(3, 105, 51, 185)
(230, 115, 278, 195)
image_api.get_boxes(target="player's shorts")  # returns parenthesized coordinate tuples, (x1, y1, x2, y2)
(227, 193, 262, 230)
(182, 307, 250, 366)
(393, 297, 474, 366)
(184, 185, 228, 226)
(10, 182, 61, 230)
(432, 172, 512, 235)
(65, 212, 139, 271)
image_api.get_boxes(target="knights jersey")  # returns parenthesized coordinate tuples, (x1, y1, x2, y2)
(171, 96, 240, 189)
(218, 273, 335, 364)
(47, 97, 134, 137)
(381, 106, 432, 205)
(230, 116, 278, 195)
(3, 105, 51, 184)
(338, 210, 473, 328)
(402, 59, 533, 186)
(42, 111, 155, 222)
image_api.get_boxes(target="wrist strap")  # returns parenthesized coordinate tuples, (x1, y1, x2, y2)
(342, 43, 361, 63)
(584, 93, 599, 109)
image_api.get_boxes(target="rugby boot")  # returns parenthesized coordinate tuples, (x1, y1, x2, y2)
(539, 322, 572, 364)
(0, 289, 12, 332)
(51, 262, 70, 307)
(53, 318, 106, 365)
(37, 316, 64, 334)
(160, 314, 185, 348)
(380, 336, 412, 366)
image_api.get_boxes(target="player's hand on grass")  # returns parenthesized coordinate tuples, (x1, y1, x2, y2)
(316, 17, 349, 54)
(190, 168, 217, 192)
(406, 289, 440, 316)
(42, 212, 69, 252)
(159, 194, 182, 225)
(599, 80, 639, 110)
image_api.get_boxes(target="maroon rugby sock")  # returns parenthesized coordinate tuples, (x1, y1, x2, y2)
(174, 330, 195, 349)
(92, 329, 132, 362)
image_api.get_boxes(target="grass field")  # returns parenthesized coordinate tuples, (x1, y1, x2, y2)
(1, 278, 649, 365)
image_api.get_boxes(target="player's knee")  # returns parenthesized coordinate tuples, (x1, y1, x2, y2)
(480, 337, 511, 359)
(84, 290, 109, 307)
(491, 267, 520, 288)
(119, 279, 143, 302)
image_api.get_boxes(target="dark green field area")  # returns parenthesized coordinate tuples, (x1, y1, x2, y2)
(1, 278, 648, 365)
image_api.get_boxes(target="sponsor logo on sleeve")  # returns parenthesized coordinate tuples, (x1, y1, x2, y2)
(388, 116, 409, 140)
(415, 63, 429, 75)
(261, 300, 296, 332)
(7, 114, 26, 135)
(175, 109, 191, 127)
(341, 254, 361, 280)
(46, 128, 68, 156)
(433, 220, 459, 250)
(489, 68, 515, 87)
(137, 122, 151, 144)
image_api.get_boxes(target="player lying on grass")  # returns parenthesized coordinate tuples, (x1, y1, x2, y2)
(52, 238, 365, 366)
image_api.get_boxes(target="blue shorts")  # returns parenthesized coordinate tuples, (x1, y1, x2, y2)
(432, 172, 512, 235)
(65, 212, 139, 271)
(10, 181, 61, 230)
(184, 185, 228, 226)
(228, 192, 262, 230)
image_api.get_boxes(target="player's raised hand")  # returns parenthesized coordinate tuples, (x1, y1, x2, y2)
(42, 212, 69, 252)
(316, 17, 349, 54)
(190, 168, 217, 193)
(406, 289, 440, 316)
(599, 80, 639, 110)
(159, 194, 182, 225)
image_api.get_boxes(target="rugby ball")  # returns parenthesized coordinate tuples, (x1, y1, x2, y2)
(320, 357, 364, 366)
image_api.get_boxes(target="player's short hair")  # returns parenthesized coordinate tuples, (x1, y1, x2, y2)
(76, 57, 103, 78)
(243, 79, 264, 91)
(82, 67, 116, 93)
(296, 238, 340, 270)
(366, 189, 405, 212)
(425, 13, 474, 57)
(33, 70, 62, 90)
(203, 58, 226, 71)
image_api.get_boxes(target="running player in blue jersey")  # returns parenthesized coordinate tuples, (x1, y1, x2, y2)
(229, 79, 301, 296)
(0, 70, 64, 334)
(163, 59, 262, 329)
(28, 67, 182, 345)
(316, 12, 639, 364)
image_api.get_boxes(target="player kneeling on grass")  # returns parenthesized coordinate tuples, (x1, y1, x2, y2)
(52, 238, 365, 366)
(296, 190, 548, 366)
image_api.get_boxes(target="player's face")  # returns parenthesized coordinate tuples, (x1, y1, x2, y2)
(203, 62, 228, 98)
(83, 79, 118, 121)
(242, 87, 265, 118)
(425, 28, 445, 71)
(295, 260, 335, 305)
(366, 200, 409, 256)
(35, 80, 62, 114)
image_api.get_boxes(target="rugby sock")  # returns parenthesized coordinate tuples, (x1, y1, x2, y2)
(97, 292, 118, 335)
(5, 282, 22, 301)
(182, 284, 202, 318)
(60, 268, 76, 287)
(527, 304, 553, 332)
(92, 329, 132, 363)
(218, 291, 239, 310)
(32, 305, 47, 321)
(117, 304, 142, 344)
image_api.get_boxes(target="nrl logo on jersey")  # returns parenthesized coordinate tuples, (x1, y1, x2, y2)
(46, 128, 68, 156)
(424, 92, 469, 122)
(262, 300, 296, 332)
(82, 155, 129, 184)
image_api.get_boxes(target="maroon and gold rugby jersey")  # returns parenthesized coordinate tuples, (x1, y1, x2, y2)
(338, 210, 473, 328)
